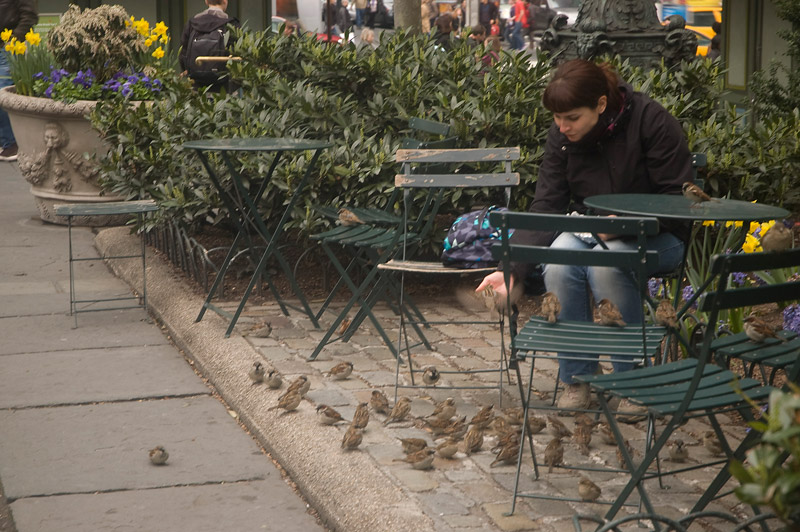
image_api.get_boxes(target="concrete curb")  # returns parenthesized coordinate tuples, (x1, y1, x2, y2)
(94, 227, 436, 532)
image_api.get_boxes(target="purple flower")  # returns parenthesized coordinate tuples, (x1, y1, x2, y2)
(682, 285, 697, 309)
(44, 84, 54, 98)
(783, 304, 800, 334)
(648, 278, 661, 298)
(731, 272, 748, 287)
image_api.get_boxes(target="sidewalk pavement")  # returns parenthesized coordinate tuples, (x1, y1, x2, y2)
(0, 163, 324, 532)
(1, 161, 753, 532)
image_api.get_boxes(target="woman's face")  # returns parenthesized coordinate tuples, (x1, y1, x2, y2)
(552, 96, 607, 142)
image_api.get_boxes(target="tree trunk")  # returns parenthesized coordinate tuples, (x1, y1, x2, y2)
(394, 0, 422, 33)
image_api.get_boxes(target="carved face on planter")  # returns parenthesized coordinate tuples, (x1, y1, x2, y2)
(44, 123, 69, 150)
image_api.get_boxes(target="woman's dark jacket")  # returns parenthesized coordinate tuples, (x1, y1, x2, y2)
(510, 81, 692, 280)
(0, 0, 38, 41)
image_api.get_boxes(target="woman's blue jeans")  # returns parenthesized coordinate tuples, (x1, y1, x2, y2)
(543, 231, 684, 384)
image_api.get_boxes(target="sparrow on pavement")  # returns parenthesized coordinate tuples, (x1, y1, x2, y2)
(598, 423, 617, 446)
(761, 222, 793, 252)
(439, 416, 469, 440)
(436, 438, 460, 459)
(369, 389, 391, 415)
(573, 423, 592, 456)
(616, 439, 636, 469)
(573, 413, 597, 429)
(248, 361, 266, 384)
(338, 317, 353, 337)
(578, 478, 602, 502)
(394, 448, 435, 469)
(462, 426, 484, 455)
(682, 181, 715, 204)
(285, 375, 311, 397)
(383, 397, 412, 425)
(421, 366, 441, 386)
(341, 425, 363, 450)
(490, 440, 520, 467)
(491, 429, 521, 453)
(400, 438, 428, 455)
(265, 369, 283, 389)
(655, 299, 679, 329)
(249, 321, 272, 338)
(338, 207, 365, 226)
(526, 415, 547, 435)
(428, 397, 457, 421)
(269, 390, 302, 413)
(316, 404, 347, 425)
(547, 415, 573, 439)
(544, 437, 564, 473)
(327, 361, 354, 380)
(469, 405, 495, 430)
(149, 445, 169, 465)
(351, 402, 370, 430)
(597, 298, 626, 327)
(703, 430, 725, 457)
(744, 314, 784, 343)
(541, 291, 561, 324)
(502, 407, 524, 426)
(421, 415, 453, 436)
(667, 439, 689, 462)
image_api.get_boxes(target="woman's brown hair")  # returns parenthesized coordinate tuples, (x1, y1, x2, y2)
(541, 59, 622, 113)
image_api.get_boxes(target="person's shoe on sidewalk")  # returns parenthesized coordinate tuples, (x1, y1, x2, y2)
(557, 382, 590, 412)
(0, 143, 18, 162)
(614, 397, 648, 423)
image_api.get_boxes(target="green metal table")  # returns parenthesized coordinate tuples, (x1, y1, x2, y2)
(183, 138, 331, 337)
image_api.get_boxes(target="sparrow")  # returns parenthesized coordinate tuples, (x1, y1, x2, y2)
(394, 448, 435, 470)
(469, 405, 495, 430)
(338, 317, 352, 336)
(421, 366, 440, 386)
(526, 415, 547, 436)
(341, 425, 363, 450)
(462, 426, 484, 455)
(598, 423, 617, 446)
(149, 445, 169, 465)
(703, 430, 725, 457)
(383, 397, 412, 425)
(248, 361, 266, 384)
(574, 413, 597, 429)
(327, 361, 354, 380)
(541, 291, 561, 324)
(421, 415, 454, 436)
(544, 437, 564, 473)
(655, 299, 679, 329)
(369, 390, 391, 415)
(351, 402, 370, 430)
(761, 222, 793, 252)
(597, 298, 626, 327)
(338, 207, 365, 226)
(285, 375, 311, 397)
(436, 438, 460, 459)
(491, 429, 521, 453)
(428, 397, 456, 421)
(479, 285, 503, 317)
(439, 416, 468, 440)
(268, 390, 302, 413)
(490, 441, 520, 467)
(265, 369, 283, 390)
(248, 321, 272, 338)
(547, 415, 573, 439)
(578, 478, 602, 502)
(316, 404, 347, 425)
(492, 415, 510, 437)
(667, 439, 689, 462)
(502, 407, 524, 426)
(573, 423, 592, 456)
(743, 314, 784, 343)
(400, 438, 428, 455)
(682, 181, 715, 204)
(616, 439, 636, 469)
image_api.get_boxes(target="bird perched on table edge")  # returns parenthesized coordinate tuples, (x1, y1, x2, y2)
(682, 181, 717, 204)
(316, 404, 348, 425)
(351, 402, 370, 430)
(541, 291, 561, 324)
(149, 445, 169, 465)
(421, 366, 441, 386)
(743, 314, 785, 343)
(655, 299, 678, 329)
(596, 298, 626, 327)
(383, 396, 412, 425)
(760, 221, 793, 252)
(327, 361, 354, 380)
(369, 389, 391, 415)
(248, 361, 265, 384)
(338, 207, 365, 226)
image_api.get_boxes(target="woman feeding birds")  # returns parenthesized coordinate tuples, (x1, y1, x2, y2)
(477, 59, 692, 411)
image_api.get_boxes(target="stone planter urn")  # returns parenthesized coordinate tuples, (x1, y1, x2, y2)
(0, 86, 125, 226)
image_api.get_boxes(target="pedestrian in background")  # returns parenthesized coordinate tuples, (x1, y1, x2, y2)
(421, 0, 434, 34)
(354, 0, 367, 29)
(0, 0, 38, 162)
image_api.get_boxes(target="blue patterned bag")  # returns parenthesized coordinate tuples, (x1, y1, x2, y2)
(441, 206, 513, 268)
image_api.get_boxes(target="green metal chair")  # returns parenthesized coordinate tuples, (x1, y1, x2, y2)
(490, 211, 668, 512)
(574, 247, 800, 526)
(378, 147, 520, 401)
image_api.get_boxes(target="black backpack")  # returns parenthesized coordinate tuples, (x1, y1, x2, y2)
(186, 18, 233, 86)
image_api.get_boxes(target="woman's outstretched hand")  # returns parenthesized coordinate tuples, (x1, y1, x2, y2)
(476, 270, 512, 300)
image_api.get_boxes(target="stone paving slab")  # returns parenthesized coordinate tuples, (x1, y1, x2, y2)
(0, 310, 166, 356)
(0, 395, 272, 500)
(0, 345, 210, 409)
(9, 480, 320, 532)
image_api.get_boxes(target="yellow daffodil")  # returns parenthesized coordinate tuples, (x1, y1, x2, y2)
(702, 220, 715, 227)
(12, 40, 26, 55)
(749, 221, 761, 235)
(742, 233, 763, 253)
(1, 28, 12, 43)
(4, 41, 13, 53)
(725, 220, 744, 228)
(153, 22, 168, 36)
(160, 34, 169, 44)
(761, 220, 776, 235)
(151, 46, 165, 59)
(135, 18, 150, 37)
(145, 37, 153, 47)
(24, 29, 40, 46)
